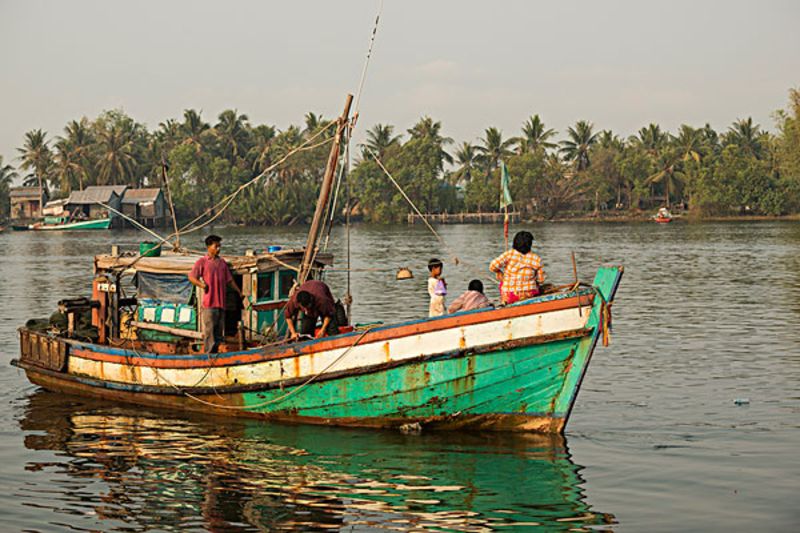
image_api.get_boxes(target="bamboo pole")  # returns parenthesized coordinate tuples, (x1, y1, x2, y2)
(299, 94, 353, 284)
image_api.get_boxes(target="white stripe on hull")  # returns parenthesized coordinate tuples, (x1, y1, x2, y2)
(68, 305, 592, 389)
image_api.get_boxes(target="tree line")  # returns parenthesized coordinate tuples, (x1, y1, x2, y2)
(2, 88, 799, 223)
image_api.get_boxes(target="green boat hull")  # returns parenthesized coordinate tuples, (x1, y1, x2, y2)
(34, 218, 111, 231)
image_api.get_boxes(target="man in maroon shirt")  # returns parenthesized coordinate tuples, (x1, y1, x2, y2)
(188, 235, 244, 353)
(284, 279, 339, 341)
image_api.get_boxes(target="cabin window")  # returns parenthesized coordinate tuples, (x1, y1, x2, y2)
(279, 270, 296, 299)
(256, 272, 274, 302)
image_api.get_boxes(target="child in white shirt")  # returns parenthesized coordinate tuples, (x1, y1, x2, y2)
(427, 258, 446, 317)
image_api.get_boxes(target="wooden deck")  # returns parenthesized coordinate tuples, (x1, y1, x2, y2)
(407, 212, 521, 225)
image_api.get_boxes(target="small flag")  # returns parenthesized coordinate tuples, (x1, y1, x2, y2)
(500, 161, 512, 248)
(500, 161, 513, 209)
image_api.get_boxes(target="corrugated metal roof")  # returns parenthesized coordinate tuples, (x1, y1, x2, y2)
(121, 188, 162, 204)
(67, 185, 128, 205)
(9, 187, 44, 199)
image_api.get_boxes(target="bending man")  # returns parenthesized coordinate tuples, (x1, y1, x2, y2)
(285, 279, 339, 341)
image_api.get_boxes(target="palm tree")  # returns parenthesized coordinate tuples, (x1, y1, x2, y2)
(156, 118, 182, 152)
(597, 130, 624, 150)
(363, 123, 401, 159)
(700, 123, 721, 155)
(645, 151, 685, 208)
(408, 116, 444, 140)
(518, 114, 557, 153)
(450, 142, 479, 185)
(673, 125, 704, 163)
(0, 156, 17, 219)
(248, 124, 277, 173)
(303, 112, 331, 139)
(215, 109, 251, 160)
(726, 117, 763, 158)
(17, 129, 53, 206)
(96, 123, 136, 186)
(181, 109, 210, 154)
(0, 155, 18, 190)
(270, 126, 304, 185)
(477, 127, 516, 174)
(53, 138, 83, 193)
(59, 118, 94, 190)
(632, 123, 668, 158)
(560, 120, 598, 171)
(407, 116, 453, 164)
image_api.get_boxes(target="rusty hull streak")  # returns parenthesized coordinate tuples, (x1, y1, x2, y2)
(549, 348, 576, 414)
(382, 341, 390, 362)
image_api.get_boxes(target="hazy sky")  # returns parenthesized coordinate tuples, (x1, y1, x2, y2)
(1, 0, 798, 173)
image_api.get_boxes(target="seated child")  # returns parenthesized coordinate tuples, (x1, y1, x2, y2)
(448, 279, 493, 313)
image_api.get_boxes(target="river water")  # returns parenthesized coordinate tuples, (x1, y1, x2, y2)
(0, 221, 798, 531)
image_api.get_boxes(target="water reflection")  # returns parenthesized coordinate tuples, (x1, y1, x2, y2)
(18, 391, 614, 531)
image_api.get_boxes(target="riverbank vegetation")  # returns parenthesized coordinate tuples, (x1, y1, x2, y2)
(2, 88, 799, 224)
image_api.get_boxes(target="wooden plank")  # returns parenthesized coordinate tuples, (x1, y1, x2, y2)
(131, 321, 203, 340)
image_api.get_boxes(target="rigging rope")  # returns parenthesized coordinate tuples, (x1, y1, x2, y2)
(176, 131, 335, 237)
(352, 0, 384, 126)
(365, 147, 488, 280)
(323, 125, 350, 252)
(148, 327, 374, 411)
(96, 201, 169, 244)
(117, 123, 337, 271)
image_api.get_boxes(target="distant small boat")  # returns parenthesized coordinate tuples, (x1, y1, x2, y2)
(653, 207, 673, 224)
(31, 217, 112, 231)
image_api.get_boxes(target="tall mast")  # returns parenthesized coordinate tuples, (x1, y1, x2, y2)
(161, 158, 181, 250)
(298, 93, 353, 283)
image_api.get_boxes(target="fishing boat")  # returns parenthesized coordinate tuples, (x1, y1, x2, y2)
(30, 215, 112, 231)
(653, 207, 673, 223)
(12, 95, 623, 433)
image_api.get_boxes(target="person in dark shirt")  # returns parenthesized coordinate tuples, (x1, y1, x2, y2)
(285, 279, 339, 340)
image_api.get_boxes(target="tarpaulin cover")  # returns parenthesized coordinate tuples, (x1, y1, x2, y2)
(136, 272, 194, 303)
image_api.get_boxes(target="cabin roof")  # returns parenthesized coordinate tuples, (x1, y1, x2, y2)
(68, 185, 128, 205)
(94, 249, 333, 275)
(9, 187, 45, 199)
(121, 188, 162, 204)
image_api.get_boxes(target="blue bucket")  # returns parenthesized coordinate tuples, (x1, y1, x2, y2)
(267, 245, 282, 253)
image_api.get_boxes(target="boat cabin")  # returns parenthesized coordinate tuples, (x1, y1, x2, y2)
(91, 249, 333, 353)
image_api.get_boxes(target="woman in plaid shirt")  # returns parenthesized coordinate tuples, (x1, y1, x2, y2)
(490, 230, 546, 304)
